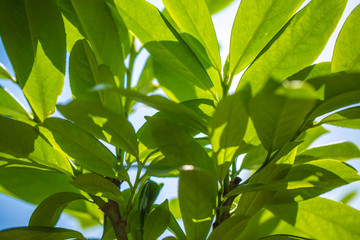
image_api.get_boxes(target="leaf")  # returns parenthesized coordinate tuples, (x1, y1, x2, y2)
(138, 180, 162, 228)
(136, 57, 157, 95)
(249, 81, 316, 152)
(57, 99, 138, 157)
(69, 39, 123, 114)
(332, 4, 360, 72)
(205, 0, 235, 15)
(41, 118, 128, 180)
(111, 0, 215, 96)
(207, 215, 250, 240)
(229, 0, 304, 76)
(0, 227, 86, 240)
(0, 87, 32, 121)
(143, 200, 171, 240)
(179, 169, 217, 240)
(0, 63, 14, 80)
(267, 197, 360, 239)
(296, 142, 360, 163)
(29, 192, 88, 227)
(168, 213, 186, 240)
(288, 62, 332, 82)
(258, 235, 313, 240)
(146, 115, 214, 173)
(317, 106, 360, 129)
(237, 0, 347, 95)
(0, 116, 73, 175)
(296, 126, 328, 153)
(0, 0, 66, 121)
(58, 0, 125, 82)
(71, 173, 125, 206)
(209, 91, 249, 180)
(163, 0, 221, 71)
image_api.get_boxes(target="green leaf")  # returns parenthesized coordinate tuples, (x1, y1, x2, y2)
(296, 142, 360, 163)
(288, 62, 332, 82)
(0, 0, 66, 121)
(71, 173, 125, 206)
(237, 0, 347, 95)
(143, 200, 171, 240)
(207, 215, 250, 240)
(0, 116, 73, 175)
(29, 192, 88, 227)
(229, 0, 304, 76)
(0, 87, 32, 122)
(249, 81, 316, 152)
(317, 106, 360, 129)
(163, 0, 221, 71)
(209, 91, 249, 180)
(69, 39, 123, 114)
(205, 0, 234, 15)
(240, 144, 268, 170)
(146, 115, 214, 173)
(0, 63, 14, 80)
(41, 118, 128, 180)
(138, 180, 162, 228)
(267, 197, 360, 239)
(57, 99, 138, 157)
(0, 227, 86, 240)
(58, 0, 125, 83)
(136, 57, 157, 95)
(332, 4, 360, 72)
(168, 213, 186, 240)
(111, 0, 215, 96)
(296, 126, 329, 153)
(258, 235, 313, 240)
(179, 169, 217, 240)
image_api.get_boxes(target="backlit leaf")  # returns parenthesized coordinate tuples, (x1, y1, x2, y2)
(0, 87, 32, 122)
(143, 200, 170, 240)
(317, 106, 360, 129)
(0, 227, 86, 240)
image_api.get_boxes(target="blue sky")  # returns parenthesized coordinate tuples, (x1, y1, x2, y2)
(0, 0, 360, 238)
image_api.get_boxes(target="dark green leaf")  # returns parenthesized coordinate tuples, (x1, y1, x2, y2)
(57, 99, 138, 157)
(229, 0, 304, 76)
(71, 173, 126, 206)
(179, 169, 217, 240)
(167, 213, 186, 240)
(267, 197, 360, 239)
(0, 87, 32, 122)
(29, 192, 88, 227)
(0, 227, 86, 240)
(207, 215, 250, 240)
(317, 106, 360, 129)
(143, 200, 171, 240)
(138, 180, 162, 227)
(0, 116, 73, 175)
(0, 0, 66, 121)
(0, 63, 14, 80)
(332, 4, 360, 72)
(237, 0, 347, 95)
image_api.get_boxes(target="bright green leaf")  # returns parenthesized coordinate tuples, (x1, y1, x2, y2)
(0, 87, 32, 122)
(136, 57, 157, 95)
(229, 0, 304, 76)
(57, 99, 138, 157)
(205, 0, 235, 15)
(296, 126, 329, 153)
(29, 192, 88, 227)
(0, 0, 66, 121)
(332, 4, 360, 72)
(317, 106, 360, 129)
(0, 227, 86, 240)
(0, 63, 14, 80)
(258, 235, 313, 240)
(143, 200, 171, 240)
(237, 0, 347, 95)
(207, 215, 250, 240)
(179, 169, 217, 240)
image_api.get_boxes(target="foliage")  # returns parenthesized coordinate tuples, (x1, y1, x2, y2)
(0, 0, 360, 239)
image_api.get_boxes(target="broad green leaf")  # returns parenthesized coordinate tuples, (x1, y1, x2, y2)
(153, 59, 213, 102)
(0, 167, 102, 228)
(169, 198, 181, 220)
(237, 0, 347, 95)
(0, 62, 14, 80)
(209, 91, 249, 180)
(296, 126, 328, 153)
(249, 81, 316, 152)
(0, 152, 53, 171)
(240, 144, 268, 170)
(29, 192, 88, 227)
(179, 169, 217, 240)
(288, 62, 332, 82)
(258, 235, 312, 240)
(332, 4, 360, 72)
(136, 57, 157, 95)
(205, 0, 234, 14)
(0, 0, 66, 121)
(229, 0, 304, 76)
(41, 118, 128, 180)
(71, 173, 125, 206)
(168, 213, 186, 240)
(0, 116, 73, 175)
(0, 87, 32, 121)
(69, 39, 123, 114)
(146, 115, 214, 173)
(111, 0, 215, 97)
(207, 215, 250, 240)
(317, 106, 360, 129)
(163, 0, 221, 71)
(58, 0, 125, 83)
(296, 142, 360, 163)
(143, 200, 171, 240)
(236, 143, 298, 216)
(0, 227, 86, 240)
(57, 99, 138, 157)
(267, 197, 360, 240)
(138, 180, 162, 228)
